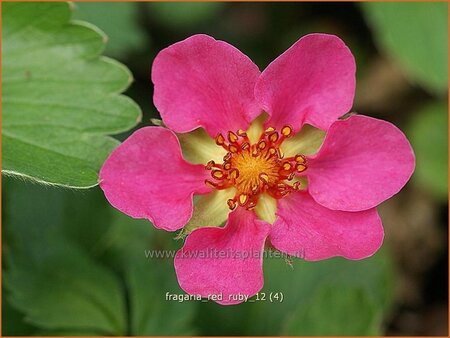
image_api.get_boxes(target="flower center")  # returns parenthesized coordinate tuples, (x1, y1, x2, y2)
(205, 126, 307, 210)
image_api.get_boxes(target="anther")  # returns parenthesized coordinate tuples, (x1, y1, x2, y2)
(269, 132, 279, 143)
(296, 164, 307, 173)
(265, 127, 275, 133)
(282, 162, 292, 171)
(259, 173, 269, 184)
(223, 153, 232, 161)
(228, 131, 238, 143)
(293, 181, 301, 190)
(211, 170, 224, 179)
(216, 134, 225, 145)
(227, 199, 237, 210)
(205, 160, 215, 170)
(239, 194, 249, 206)
(281, 126, 293, 137)
(237, 129, 247, 137)
(258, 140, 267, 150)
(229, 168, 239, 179)
(241, 142, 250, 150)
(295, 155, 306, 164)
(229, 145, 238, 153)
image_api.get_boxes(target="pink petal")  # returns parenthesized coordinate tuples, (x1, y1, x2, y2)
(152, 34, 261, 138)
(307, 115, 415, 211)
(174, 208, 270, 305)
(99, 127, 211, 231)
(270, 191, 384, 260)
(255, 33, 356, 132)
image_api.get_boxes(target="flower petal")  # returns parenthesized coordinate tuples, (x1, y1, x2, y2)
(255, 33, 356, 131)
(281, 124, 326, 157)
(178, 127, 227, 165)
(99, 127, 211, 231)
(254, 193, 277, 224)
(182, 188, 235, 235)
(270, 191, 384, 260)
(152, 34, 261, 138)
(307, 115, 415, 211)
(174, 208, 270, 305)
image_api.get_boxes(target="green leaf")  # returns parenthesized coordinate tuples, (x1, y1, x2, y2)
(73, 2, 147, 58)
(3, 178, 196, 336)
(97, 211, 197, 336)
(126, 261, 197, 335)
(407, 101, 448, 200)
(361, 2, 448, 95)
(58, 188, 197, 335)
(3, 178, 127, 335)
(2, 293, 37, 336)
(284, 284, 379, 335)
(195, 251, 393, 335)
(5, 250, 126, 335)
(2, 2, 141, 188)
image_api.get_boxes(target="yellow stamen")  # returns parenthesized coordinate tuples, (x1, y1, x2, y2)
(211, 170, 224, 179)
(216, 134, 225, 145)
(281, 126, 293, 137)
(205, 125, 308, 210)
(239, 194, 249, 206)
(228, 131, 238, 143)
(296, 164, 307, 172)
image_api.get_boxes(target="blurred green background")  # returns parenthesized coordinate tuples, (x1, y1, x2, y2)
(2, 2, 448, 336)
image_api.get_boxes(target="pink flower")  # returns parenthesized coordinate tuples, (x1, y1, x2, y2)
(100, 34, 415, 305)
